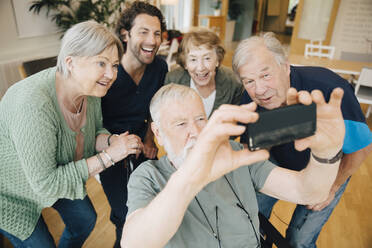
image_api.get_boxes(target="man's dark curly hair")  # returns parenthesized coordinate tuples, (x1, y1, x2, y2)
(116, 1, 167, 52)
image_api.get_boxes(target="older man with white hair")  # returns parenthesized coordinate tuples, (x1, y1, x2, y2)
(121, 83, 345, 248)
(233, 32, 372, 248)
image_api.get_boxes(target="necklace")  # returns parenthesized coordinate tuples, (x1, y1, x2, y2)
(71, 97, 85, 114)
(55, 71, 85, 114)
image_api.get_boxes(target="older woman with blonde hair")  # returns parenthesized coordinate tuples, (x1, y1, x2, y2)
(164, 27, 243, 118)
(0, 21, 143, 247)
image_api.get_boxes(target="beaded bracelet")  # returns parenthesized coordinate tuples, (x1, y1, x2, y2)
(96, 153, 106, 170)
(102, 150, 115, 167)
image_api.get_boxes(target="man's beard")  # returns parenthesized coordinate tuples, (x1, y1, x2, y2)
(129, 42, 157, 65)
(163, 135, 197, 169)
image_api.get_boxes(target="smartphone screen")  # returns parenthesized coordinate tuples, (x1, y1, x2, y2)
(246, 103, 316, 151)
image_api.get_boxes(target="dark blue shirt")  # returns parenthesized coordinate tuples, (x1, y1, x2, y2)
(102, 56, 168, 140)
(240, 66, 372, 171)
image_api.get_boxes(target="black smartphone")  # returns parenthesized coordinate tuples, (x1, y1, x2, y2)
(245, 103, 316, 151)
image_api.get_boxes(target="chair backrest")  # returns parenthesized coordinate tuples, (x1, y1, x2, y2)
(357, 67, 372, 87)
(354, 67, 372, 94)
(166, 38, 179, 71)
(354, 67, 372, 118)
(304, 40, 335, 60)
(18, 56, 57, 79)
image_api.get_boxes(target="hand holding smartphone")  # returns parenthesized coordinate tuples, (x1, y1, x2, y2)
(245, 103, 316, 151)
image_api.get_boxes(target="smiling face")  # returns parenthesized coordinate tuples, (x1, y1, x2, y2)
(122, 14, 162, 65)
(152, 94, 207, 168)
(237, 45, 290, 109)
(68, 46, 119, 98)
(185, 45, 219, 88)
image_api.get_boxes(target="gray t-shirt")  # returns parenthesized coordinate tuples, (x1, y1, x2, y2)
(127, 141, 276, 248)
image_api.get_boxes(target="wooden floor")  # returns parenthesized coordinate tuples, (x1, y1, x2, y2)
(42, 178, 117, 248)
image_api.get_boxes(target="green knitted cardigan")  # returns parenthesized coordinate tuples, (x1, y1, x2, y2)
(0, 67, 109, 240)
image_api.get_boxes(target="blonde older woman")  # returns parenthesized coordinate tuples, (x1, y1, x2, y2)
(0, 21, 143, 247)
(164, 28, 243, 118)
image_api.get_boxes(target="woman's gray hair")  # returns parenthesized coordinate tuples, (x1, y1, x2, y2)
(150, 84, 199, 125)
(232, 32, 287, 74)
(57, 20, 124, 78)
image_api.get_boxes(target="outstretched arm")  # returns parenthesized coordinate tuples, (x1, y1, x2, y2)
(121, 103, 269, 248)
(260, 88, 345, 205)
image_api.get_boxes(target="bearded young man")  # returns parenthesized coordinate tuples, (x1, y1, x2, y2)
(100, 2, 168, 247)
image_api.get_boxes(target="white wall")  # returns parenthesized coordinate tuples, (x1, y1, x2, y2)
(297, 0, 334, 41)
(0, 0, 61, 98)
(331, 0, 372, 61)
(0, 0, 61, 63)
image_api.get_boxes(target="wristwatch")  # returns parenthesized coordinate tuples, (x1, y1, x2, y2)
(311, 149, 343, 164)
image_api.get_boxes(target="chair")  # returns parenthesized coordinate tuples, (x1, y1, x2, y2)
(354, 67, 372, 118)
(18, 56, 57, 79)
(166, 38, 179, 71)
(304, 40, 335, 60)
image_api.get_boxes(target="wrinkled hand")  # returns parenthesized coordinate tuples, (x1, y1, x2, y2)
(179, 103, 269, 190)
(307, 186, 337, 211)
(286, 88, 345, 158)
(143, 139, 158, 159)
(107, 132, 144, 162)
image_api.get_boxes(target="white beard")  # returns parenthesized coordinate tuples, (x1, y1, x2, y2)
(163, 136, 197, 169)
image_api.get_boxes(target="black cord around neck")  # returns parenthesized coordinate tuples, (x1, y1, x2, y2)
(224, 175, 261, 247)
(194, 176, 262, 248)
(195, 197, 221, 248)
